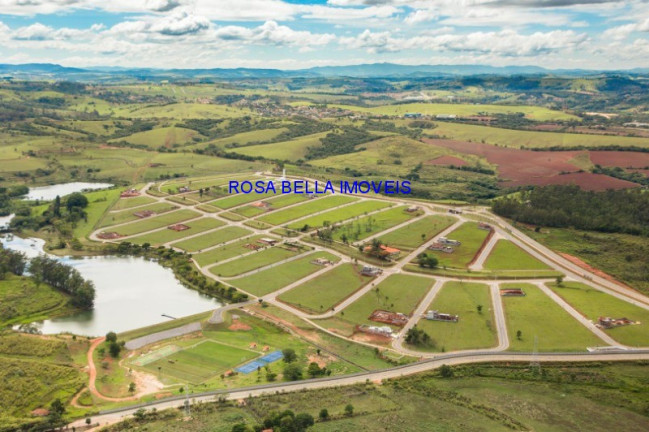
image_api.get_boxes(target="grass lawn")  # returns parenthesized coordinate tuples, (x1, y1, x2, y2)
(233, 205, 268, 218)
(127, 217, 224, 245)
(278, 263, 372, 314)
(111, 209, 200, 236)
(320, 274, 432, 336)
(0, 275, 76, 326)
(484, 240, 550, 270)
(73, 188, 124, 239)
(502, 283, 604, 352)
(98, 202, 178, 228)
(209, 190, 278, 209)
(413, 281, 497, 352)
(230, 252, 340, 296)
(142, 340, 257, 384)
(257, 195, 357, 226)
(219, 211, 246, 221)
(229, 132, 329, 161)
(111, 195, 156, 210)
(209, 246, 301, 277)
(547, 282, 649, 347)
(192, 235, 276, 266)
(265, 193, 310, 209)
(288, 200, 392, 230)
(377, 214, 456, 251)
(428, 222, 489, 269)
(331, 206, 418, 242)
(195, 204, 220, 213)
(170, 226, 252, 252)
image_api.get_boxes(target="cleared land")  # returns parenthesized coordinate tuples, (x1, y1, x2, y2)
(126, 217, 224, 245)
(230, 252, 341, 297)
(413, 281, 497, 352)
(229, 132, 329, 161)
(234, 193, 310, 218)
(170, 226, 252, 252)
(502, 283, 604, 351)
(209, 190, 279, 210)
(378, 214, 457, 251)
(547, 282, 649, 347)
(331, 206, 418, 242)
(484, 239, 551, 270)
(278, 263, 372, 314)
(288, 200, 392, 230)
(257, 195, 357, 226)
(209, 246, 301, 277)
(428, 222, 490, 268)
(111, 196, 156, 210)
(192, 235, 276, 266)
(111, 209, 200, 236)
(98, 202, 178, 227)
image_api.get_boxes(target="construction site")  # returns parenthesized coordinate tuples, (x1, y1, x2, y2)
(368, 310, 409, 326)
(425, 310, 459, 322)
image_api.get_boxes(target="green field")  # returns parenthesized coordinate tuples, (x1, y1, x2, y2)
(331, 206, 418, 242)
(288, 200, 392, 230)
(112, 102, 252, 119)
(72, 188, 124, 239)
(110, 209, 200, 236)
(319, 274, 432, 335)
(234, 193, 310, 218)
(0, 275, 75, 326)
(142, 340, 257, 384)
(111, 195, 156, 210)
(110, 126, 202, 149)
(232, 204, 268, 218)
(229, 132, 329, 161)
(126, 217, 224, 245)
(98, 202, 178, 227)
(413, 281, 497, 352)
(170, 226, 252, 252)
(278, 263, 372, 314)
(483, 240, 550, 270)
(428, 222, 489, 268)
(502, 283, 604, 351)
(209, 245, 301, 278)
(192, 235, 276, 266)
(257, 195, 357, 226)
(209, 190, 278, 209)
(547, 282, 649, 347)
(230, 252, 341, 296)
(378, 214, 457, 251)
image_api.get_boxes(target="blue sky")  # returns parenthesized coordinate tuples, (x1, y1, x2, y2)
(0, 0, 648, 69)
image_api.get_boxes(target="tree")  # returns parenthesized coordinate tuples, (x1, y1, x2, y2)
(405, 326, 435, 348)
(50, 398, 65, 417)
(307, 362, 325, 378)
(516, 330, 522, 340)
(128, 382, 136, 393)
(283, 363, 303, 381)
(66, 192, 88, 211)
(319, 408, 329, 421)
(109, 341, 122, 358)
(439, 364, 454, 378)
(556, 275, 564, 287)
(344, 404, 354, 417)
(85, 418, 92, 425)
(282, 348, 297, 363)
(477, 305, 483, 314)
(53, 195, 61, 217)
(295, 413, 315, 430)
(105, 331, 117, 343)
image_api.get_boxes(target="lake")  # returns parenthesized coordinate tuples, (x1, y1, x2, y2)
(23, 182, 114, 201)
(1, 236, 222, 336)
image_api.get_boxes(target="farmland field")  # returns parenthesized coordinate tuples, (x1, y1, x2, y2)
(413, 282, 497, 352)
(427, 222, 489, 268)
(502, 283, 604, 351)
(287, 200, 392, 230)
(547, 282, 649, 347)
(378, 214, 457, 251)
(170, 226, 252, 252)
(257, 195, 357, 226)
(209, 246, 302, 277)
(126, 217, 224, 245)
(109, 209, 200, 236)
(484, 240, 550, 270)
(228, 132, 329, 161)
(278, 263, 372, 314)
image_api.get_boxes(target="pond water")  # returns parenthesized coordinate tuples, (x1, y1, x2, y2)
(23, 182, 114, 201)
(1, 236, 222, 336)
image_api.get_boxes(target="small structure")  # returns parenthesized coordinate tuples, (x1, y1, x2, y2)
(448, 208, 463, 215)
(133, 210, 155, 218)
(438, 237, 461, 246)
(369, 310, 409, 326)
(178, 186, 190, 193)
(478, 222, 492, 231)
(406, 205, 421, 213)
(120, 189, 140, 198)
(31, 408, 49, 417)
(425, 310, 459, 322)
(243, 243, 261, 250)
(363, 244, 401, 259)
(360, 266, 383, 277)
(251, 201, 270, 209)
(357, 325, 393, 337)
(597, 316, 635, 329)
(168, 224, 190, 231)
(311, 257, 333, 266)
(404, 112, 422, 119)
(436, 114, 457, 120)
(258, 238, 278, 246)
(500, 288, 526, 296)
(428, 242, 454, 253)
(97, 232, 122, 240)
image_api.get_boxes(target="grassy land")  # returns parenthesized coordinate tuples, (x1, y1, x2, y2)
(501, 283, 604, 351)
(209, 246, 302, 278)
(524, 225, 649, 296)
(111, 196, 157, 210)
(170, 226, 252, 252)
(230, 252, 340, 297)
(257, 195, 357, 226)
(412, 281, 497, 352)
(111, 209, 200, 236)
(111, 126, 202, 149)
(288, 200, 392, 230)
(73, 188, 124, 239)
(102, 362, 649, 432)
(98, 202, 178, 227)
(547, 282, 649, 347)
(483, 239, 550, 270)
(229, 132, 329, 161)
(318, 274, 432, 336)
(278, 263, 372, 314)
(428, 222, 489, 269)
(377, 214, 456, 251)
(192, 235, 277, 267)
(209, 191, 278, 210)
(232, 205, 268, 218)
(331, 206, 418, 242)
(126, 217, 224, 245)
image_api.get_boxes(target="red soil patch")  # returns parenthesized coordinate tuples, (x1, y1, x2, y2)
(426, 155, 468, 166)
(351, 332, 391, 344)
(155, 392, 173, 399)
(559, 252, 630, 288)
(589, 151, 649, 169)
(630, 169, 649, 177)
(423, 138, 639, 191)
(97, 232, 122, 240)
(228, 320, 252, 331)
(168, 224, 190, 231)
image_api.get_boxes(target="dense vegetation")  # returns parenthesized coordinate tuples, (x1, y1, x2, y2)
(29, 255, 95, 309)
(493, 186, 649, 236)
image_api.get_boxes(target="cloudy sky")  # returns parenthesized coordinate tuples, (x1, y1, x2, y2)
(0, 0, 648, 69)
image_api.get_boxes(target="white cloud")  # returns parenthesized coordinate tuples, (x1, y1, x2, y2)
(404, 9, 437, 24)
(214, 21, 336, 47)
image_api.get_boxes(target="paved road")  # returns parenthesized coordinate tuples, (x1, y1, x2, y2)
(469, 231, 501, 271)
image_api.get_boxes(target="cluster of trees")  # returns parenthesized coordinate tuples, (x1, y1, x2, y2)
(10, 191, 90, 234)
(591, 165, 649, 187)
(405, 326, 435, 348)
(29, 255, 96, 309)
(0, 185, 29, 216)
(417, 253, 439, 269)
(232, 410, 315, 432)
(0, 245, 27, 278)
(492, 185, 649, 236)
(306, 127, 376, 160)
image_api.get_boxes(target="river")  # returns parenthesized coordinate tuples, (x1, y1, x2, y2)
(23, 182, 114, 201)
